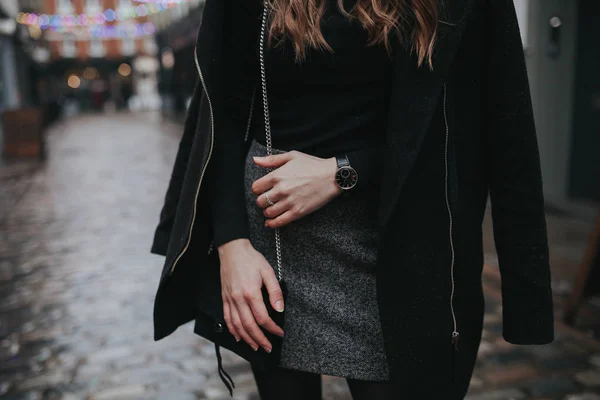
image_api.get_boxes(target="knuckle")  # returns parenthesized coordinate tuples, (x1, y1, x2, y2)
(242, 290, 256, 300)
(262, 264, 276, 278)
(241, 321, 254, 331)
(231, 292, 244, 302)
(255, 315, 268, 326)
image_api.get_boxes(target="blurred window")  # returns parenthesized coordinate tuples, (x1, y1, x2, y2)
(89, 39, 106, 57)
(118, 0, 133, 10)
(61, 39, 76, 58)
(57, 0, 73, 14)
(144, 38, 158, 55)
(121, 36, 135, 56)
(85, 0, 102, 14)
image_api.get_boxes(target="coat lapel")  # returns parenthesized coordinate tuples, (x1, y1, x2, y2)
(378, 0, 477, 228)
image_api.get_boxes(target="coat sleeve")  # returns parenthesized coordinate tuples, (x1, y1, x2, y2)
(483, 0, 554, 344)
(207, 0, 261, 247)
(150, 81, 203, 256)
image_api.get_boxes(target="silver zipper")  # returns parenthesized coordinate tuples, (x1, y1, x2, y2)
(443, 82, 460, 348)
(169, 46, 216, 275)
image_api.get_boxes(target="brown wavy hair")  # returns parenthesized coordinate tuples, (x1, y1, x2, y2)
(267, 0, 441, 69)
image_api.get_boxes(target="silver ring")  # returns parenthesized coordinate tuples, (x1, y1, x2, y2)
(265, 191, 275, 206)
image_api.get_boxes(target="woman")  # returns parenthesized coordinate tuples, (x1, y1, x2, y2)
(150, 0, 555, 399)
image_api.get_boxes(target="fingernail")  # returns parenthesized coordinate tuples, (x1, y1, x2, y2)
(252, 345, 259, 351)
(279, 331, 285, 338)
(265, 347, 272, 353)
(275, 301, 284, 312)
(235, 336, 241, 342)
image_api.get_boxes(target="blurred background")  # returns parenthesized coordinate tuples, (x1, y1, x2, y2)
(0, 0, 599, 399)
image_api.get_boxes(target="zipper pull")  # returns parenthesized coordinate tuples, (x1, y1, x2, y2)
(451, 331, 459, 383)
(451, 331, 460, 351)
(207, 241, 215, 255)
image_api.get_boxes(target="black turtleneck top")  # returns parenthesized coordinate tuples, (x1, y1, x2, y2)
(209, 2, 394, 247)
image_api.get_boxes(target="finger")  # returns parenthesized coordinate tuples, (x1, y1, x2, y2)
(253, 152, 294, 169)
(263, 200, 289, 219)
(252, 172, 276, 196)
(256, 189, 283, 209)
(223, 301, 241, 342)
(262, 268, 285, 314)
(248, 292, 285, 338)
(237, 301, 273, 352)
(265, 210, 298, 228)
(231, 303, 259, 351)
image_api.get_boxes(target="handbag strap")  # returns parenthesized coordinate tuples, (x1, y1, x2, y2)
(259, 0, 284, 282)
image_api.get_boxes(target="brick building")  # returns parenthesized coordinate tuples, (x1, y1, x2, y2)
(43, 0, 157, 61)
(16, 0, 163, 112)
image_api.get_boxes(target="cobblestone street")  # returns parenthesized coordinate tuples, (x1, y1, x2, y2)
(1, 113, 599, 400)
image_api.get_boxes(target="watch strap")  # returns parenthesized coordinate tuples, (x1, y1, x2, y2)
(335, 154, 350, 168)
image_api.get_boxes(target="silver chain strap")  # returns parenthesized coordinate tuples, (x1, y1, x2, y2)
(259, 0, 283, 282)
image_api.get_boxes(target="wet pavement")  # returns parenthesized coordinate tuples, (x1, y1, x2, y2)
(0, 112, 599, 400)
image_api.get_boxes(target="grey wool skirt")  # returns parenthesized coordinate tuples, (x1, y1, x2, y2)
(244, 139, 391, 381)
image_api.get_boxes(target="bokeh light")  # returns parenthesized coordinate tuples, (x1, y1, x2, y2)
(83, 67, 99, 80)
(67, 75, 81, 89)
(118, 63, 132, 77)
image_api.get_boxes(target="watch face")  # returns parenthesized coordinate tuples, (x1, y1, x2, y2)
(335, 166, 358, 190)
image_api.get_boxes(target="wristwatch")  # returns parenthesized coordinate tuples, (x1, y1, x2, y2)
(334, 154, 358, 191)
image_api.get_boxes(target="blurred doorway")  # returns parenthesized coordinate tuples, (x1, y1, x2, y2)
(568, 0, 600, 202)
(526, 0, 598, 214)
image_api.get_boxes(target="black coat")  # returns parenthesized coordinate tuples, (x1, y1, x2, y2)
(150, 0, 554, 398)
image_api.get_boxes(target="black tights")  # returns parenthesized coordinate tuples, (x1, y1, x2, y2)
(251, 364, 398, 400)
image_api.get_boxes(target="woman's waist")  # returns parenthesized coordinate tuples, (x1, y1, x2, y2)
(252, 132, 383, 159)
(250, 106, 387, 157)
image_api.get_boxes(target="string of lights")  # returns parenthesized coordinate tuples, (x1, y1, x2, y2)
(16, 4, 168, 30)
(133, 0, 188, 3)
(89, 22, 156, 38)
(35, 22, 156, 39)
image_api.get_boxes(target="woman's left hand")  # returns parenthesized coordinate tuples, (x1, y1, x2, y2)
(252, 151, 342, 228)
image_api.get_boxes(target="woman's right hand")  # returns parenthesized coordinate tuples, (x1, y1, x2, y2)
(218, 238, 285, 353)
